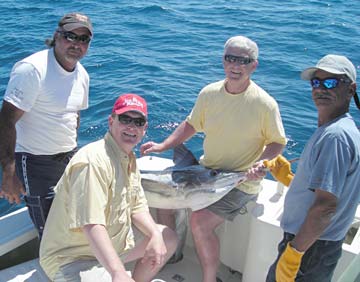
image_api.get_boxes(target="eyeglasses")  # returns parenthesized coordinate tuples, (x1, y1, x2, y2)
(57, 30, 91, 44)
(118, 114, 146, 127)
(224, 54, 254, 65)
(310, 77, 351, 89)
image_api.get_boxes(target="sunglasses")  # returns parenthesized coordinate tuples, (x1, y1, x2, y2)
(118, 114, 146, 127)
(224, 54, 254, 65)
(310, 77, 351, 89)
(58, 31, 91, 44)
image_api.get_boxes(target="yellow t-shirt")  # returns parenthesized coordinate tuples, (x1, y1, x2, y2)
(39, 132, 148, 280)
(186, 80, 287, 194)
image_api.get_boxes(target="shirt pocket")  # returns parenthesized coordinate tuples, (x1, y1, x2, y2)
(107, 184, 129, 226)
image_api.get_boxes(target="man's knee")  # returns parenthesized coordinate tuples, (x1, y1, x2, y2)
(190, 209, 214, 231)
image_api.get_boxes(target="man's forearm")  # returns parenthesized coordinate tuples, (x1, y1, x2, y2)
(291, 190, 337, 252)
(0, 101, 24, 170)
(131, 211, 162, 238)
(83, 224, 127, 276)
(0, 102, 26, 202)
(258, 142, 285, 161)
(0, 118, 17, 171)
(161, 121, 196, 151)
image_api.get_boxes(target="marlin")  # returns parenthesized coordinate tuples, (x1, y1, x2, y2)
(138, 144, 248, 263)
(139, 144, 248, 211)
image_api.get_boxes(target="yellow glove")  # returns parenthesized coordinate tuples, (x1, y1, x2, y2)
(276, 242, 304, 282)
(263, 155, 294, 187)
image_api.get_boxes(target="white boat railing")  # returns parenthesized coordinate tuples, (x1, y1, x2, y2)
(0, 206, 37, 257)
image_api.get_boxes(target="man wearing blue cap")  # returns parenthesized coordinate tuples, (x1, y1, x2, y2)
(266, 54, 360, 282)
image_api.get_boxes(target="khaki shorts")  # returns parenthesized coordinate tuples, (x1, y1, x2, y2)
(53, 227, 144, 282)
(53, 259, 115, 282)
(206, 188, 258, 221)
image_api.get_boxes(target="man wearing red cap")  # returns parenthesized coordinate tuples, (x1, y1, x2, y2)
(40, 93, 178, 282)
(0, 12, 93, 238)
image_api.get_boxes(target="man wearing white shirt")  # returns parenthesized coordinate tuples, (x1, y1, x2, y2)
(0, 12, 93, 238)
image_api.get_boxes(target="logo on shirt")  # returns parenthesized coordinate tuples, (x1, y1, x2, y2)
(10, 87, 24, 101)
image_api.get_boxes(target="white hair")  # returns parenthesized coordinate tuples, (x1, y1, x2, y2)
(224, 36, 259, 60)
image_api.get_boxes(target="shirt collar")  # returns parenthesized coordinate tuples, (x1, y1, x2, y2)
(104, 131, 136, 163)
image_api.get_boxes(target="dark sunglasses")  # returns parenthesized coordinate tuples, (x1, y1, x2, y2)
(310, 77, 351, 89)
(118, 114, 146, 127)
(224, 54, 254, 65)
(58, 30, 91, 44)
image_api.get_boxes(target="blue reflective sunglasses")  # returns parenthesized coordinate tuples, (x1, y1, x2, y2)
(224, 54, 254, 65)
(57, 30, 91, 44)
(310, 77, 350, 89)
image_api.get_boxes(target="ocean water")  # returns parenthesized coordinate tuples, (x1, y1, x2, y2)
(0, 0, 359, 216)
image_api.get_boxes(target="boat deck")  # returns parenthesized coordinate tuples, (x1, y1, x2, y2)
(0, 245, 242, 282)
(1, 178, 359, 281)
(0, 259, 48, 282)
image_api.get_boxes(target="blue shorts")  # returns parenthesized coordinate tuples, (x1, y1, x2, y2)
(15, 149, 76, 238)
(266, 232, 343, 282)
(206, 188, 258, 221)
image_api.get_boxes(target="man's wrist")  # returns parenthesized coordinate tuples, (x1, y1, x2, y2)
(289, 241, 305, 254)
(2, 161, 16, 173)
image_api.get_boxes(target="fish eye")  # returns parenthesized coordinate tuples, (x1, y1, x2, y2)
(209, 170, 218, 176)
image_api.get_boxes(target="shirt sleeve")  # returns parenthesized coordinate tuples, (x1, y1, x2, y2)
(4, 62, 41, 112)
(67, 162, 112, 229)
(263, 101, 287, 145)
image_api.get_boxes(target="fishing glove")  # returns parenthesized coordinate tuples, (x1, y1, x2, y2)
(276, 242, 304, 282)
(263, 155, 294, 187)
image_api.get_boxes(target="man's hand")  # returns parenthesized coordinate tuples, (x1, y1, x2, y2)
(140, 142, 165, 156)
(263, 155, 294, 187)
(0, 165, 25, 204)
(246, 160, 266, 181)
(276, 242, 304, 282)
(141, 231, 167, 269)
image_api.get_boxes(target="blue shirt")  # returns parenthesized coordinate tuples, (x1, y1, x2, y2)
(281, 113, 360, 241)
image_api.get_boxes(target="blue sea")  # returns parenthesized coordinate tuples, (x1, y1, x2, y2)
(0, 0, 359, 216)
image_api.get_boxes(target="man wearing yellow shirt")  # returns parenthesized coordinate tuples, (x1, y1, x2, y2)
(140, 35, 287, 282)
(40, 94, 178, 282)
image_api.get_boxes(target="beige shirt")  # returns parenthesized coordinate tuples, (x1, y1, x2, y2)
(39, 132, 148, 280)
(187, 80, 287, 194)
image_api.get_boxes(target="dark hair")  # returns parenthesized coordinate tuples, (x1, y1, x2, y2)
(354, 92, 360, 110)
(45, 37, 56, 48)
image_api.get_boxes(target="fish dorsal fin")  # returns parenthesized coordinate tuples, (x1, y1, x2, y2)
(173, 144, 199, 168)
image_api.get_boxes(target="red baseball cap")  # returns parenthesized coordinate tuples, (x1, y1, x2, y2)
(112, 94, 147, 117)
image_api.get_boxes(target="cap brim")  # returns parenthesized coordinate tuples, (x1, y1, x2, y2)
(301, 66, 347, 80)
(62, 23, 93, 35)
